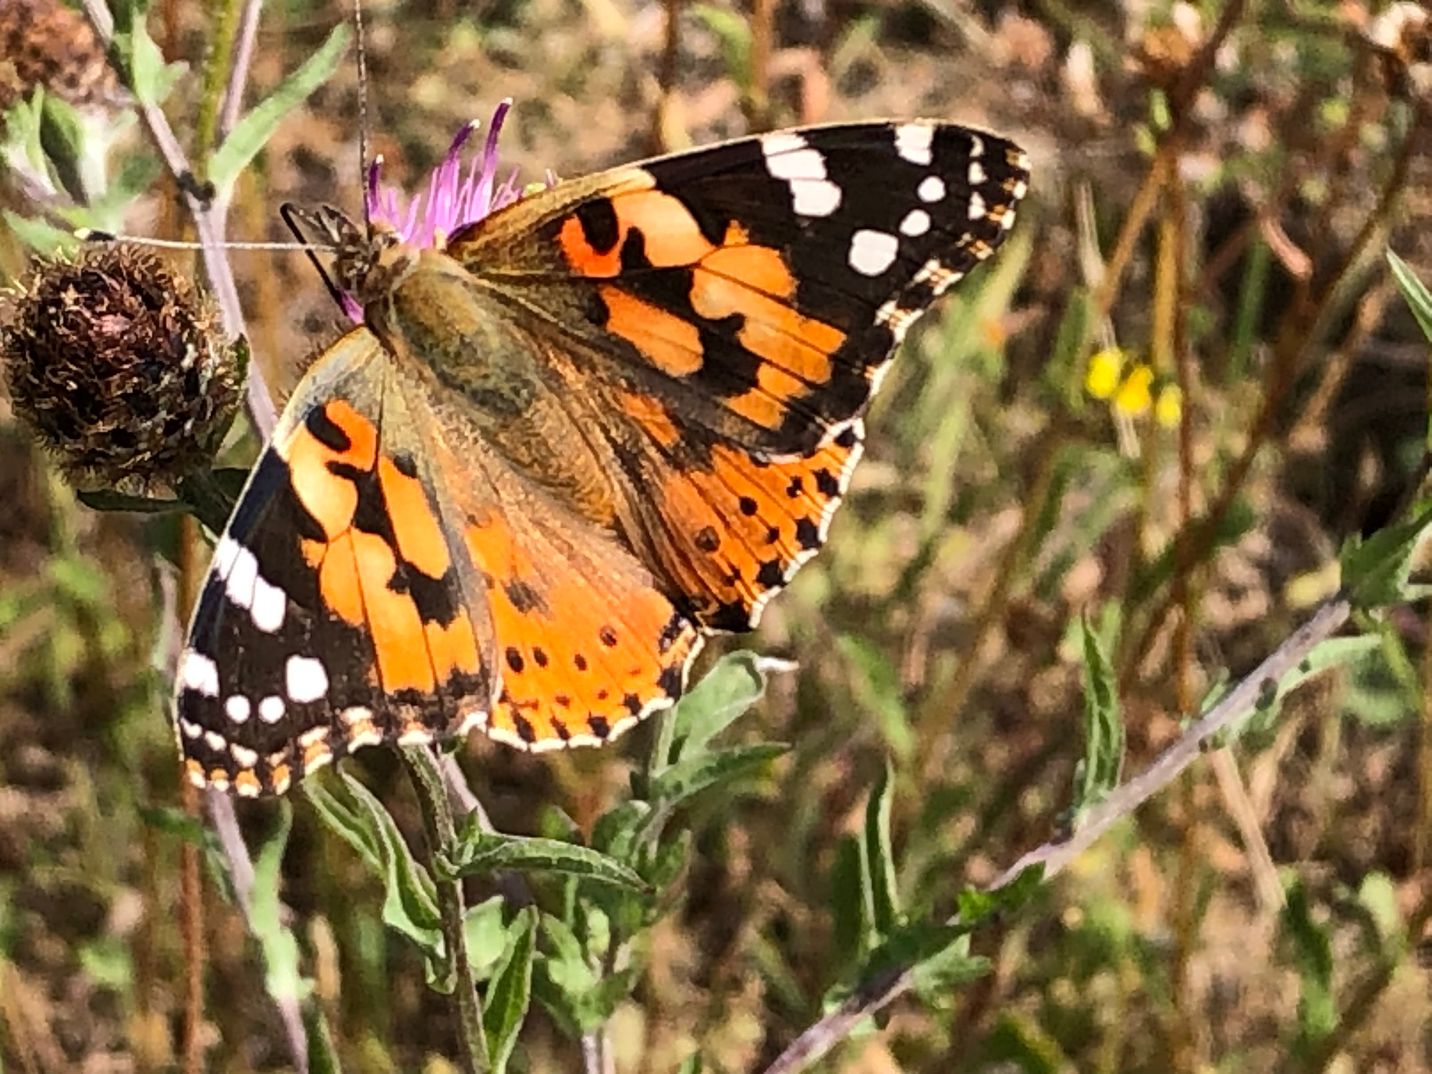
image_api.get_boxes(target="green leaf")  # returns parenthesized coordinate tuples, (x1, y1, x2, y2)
(483, 907, 537, 1074)
(77, 489, 182, 515)
(3, 209, 78, 254)
(249, 804, 310, 1004)
(644, 743, 787, 822)
(443, 826, 649, 895)
(1340, 501, 1432, 609)
(207, 24, 352, 195)
(656, 650, 785, 771)
(530, 909, 639, 1031)
(1071, 612, 1124, 817)
(1046, 286, 1093, 407)
(690, 4, 752, 91)
(1209, 635, 1381, 746)
(910, 932, 990, 1004)
(1388, 250, 1432, 345)
(304, 1004, 345, 1074)
(109, 0, 183, 106)
(37, 94, 88, 203)
(464, 896, 510, 980)
(864, 761, 902, 935)
(835, 635, 914, 760)
(956, 863, 1046, 926)
(1282, 879, 1337, 1055)
(305, 772, 445, 973)
(676, 1052, 705, 1074)
(830, 836, 872, 971)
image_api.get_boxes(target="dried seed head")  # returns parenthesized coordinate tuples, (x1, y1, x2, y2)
(1, 245, 242, 494)
(0, 0, 119, 112)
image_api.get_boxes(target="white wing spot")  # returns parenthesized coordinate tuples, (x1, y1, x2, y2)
(250, 576, 286, 633)
(179, 718, 203, 740)
(179, 651, 220, 697)
(286, 655, 330, 704)
(895, 123, 934, 165)
(258, 695, 286, 724)
(215, 535, 241, 580)
(224, 543, 259, 610)
(918, 176, 947, 203)
(793, 180, 842, 218)
(203, 730, 227, 752)
(968, 192, 988, 220)
(899, 208, 931, 237)
(970, 134, 985, 158)
(230, 744, 259, 768)
(224, 695, 251, 724)
(762, 131, 842, 218)
(968, 161, 987, 184)
(848, 229, 899, 276)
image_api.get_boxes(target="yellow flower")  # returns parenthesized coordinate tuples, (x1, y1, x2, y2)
(1113, 364, 1154, 417)
(1154, 384, 1183, 428)
(1085, 348, 1125, 400)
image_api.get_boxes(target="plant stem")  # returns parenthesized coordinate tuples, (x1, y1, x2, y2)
(403, 746, 491, 1074)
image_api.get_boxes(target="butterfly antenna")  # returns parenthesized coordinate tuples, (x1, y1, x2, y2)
(281, 203, 348, 312)
(76, 229, 318, 253)
(354, 0, 372, 229)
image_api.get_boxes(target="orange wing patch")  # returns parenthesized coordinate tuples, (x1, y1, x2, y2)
(288, 401, 485, 717)
(639, 421, 865, 631)
(452, 461, 703, 750)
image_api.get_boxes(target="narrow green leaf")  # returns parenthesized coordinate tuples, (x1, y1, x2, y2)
(3, 209, 77, 254)
(1071, 612, 1124, 817)
(37, 94, 88, 203)
(1045, 286, 1092, 407)
(657, 650, 786, 771)
(250, 804, 310, 1004)
(645, 743, 787, 816)
(690, 4, 752, 91)
(109, 0, 181, 106)
(1209, 635, 1381, 746)
(829, 836, 871, 971)
(1282, 879, 1337, 1055)
(305, 1003, 345, 1074)
(835, 635, 914, 760)
(676, 1052, 705, 1074)
(483, 907, 538, 1074)
(1339, 501, 1432, 609)
(207, 24, 352, 195)
(305, 773, 445, 966)
(1388, 250, 1432, 345)
(864, 761, 902, 934)
(444, 828, 648, 894)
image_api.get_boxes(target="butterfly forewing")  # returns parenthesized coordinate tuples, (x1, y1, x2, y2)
(175, 329, 497, 796)
(449, 120, 1030, 456)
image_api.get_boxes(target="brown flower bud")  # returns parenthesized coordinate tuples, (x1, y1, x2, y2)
(1, 245, 242, 494)
(0, 0, 119, 112)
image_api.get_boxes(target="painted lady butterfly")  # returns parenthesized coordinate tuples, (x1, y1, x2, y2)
(174, 115, 1030, 795)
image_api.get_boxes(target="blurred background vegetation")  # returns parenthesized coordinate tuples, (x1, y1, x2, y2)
(3, 0, 1432, 1071)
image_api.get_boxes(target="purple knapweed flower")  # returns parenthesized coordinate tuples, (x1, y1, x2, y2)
(342, 100, 527, 322)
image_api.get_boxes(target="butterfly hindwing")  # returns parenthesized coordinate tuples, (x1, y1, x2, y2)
(175, 329, 496, 795)
(450, 120, 1030, 456)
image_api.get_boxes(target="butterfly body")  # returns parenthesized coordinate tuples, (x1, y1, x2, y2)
(176, 119, 1030, 795)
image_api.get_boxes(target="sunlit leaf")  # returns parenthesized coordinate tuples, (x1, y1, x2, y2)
(208, 24, 352, 195)
(483, 907, 537, 1074)
(1071, 612, 1123, 817)
(444, 825, 648, 895)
